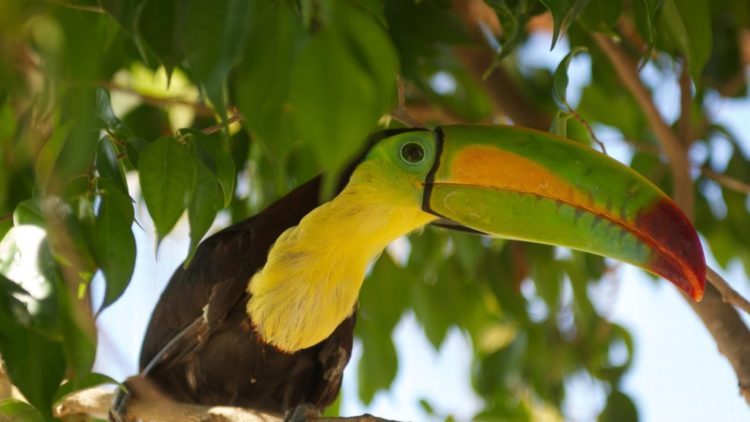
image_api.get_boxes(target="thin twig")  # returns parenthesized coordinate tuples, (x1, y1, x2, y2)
(41, 0, 105, 13)
(678, 60, 693, 146)
(564, 99, 608, 155)
(707, 267, 750, 316)
(0, 213, 11, 224)
(202, 113, 244, 135)
(389, 76, 423, 128)
(702, 167, 750, 195)
(593, 33, 694, 217)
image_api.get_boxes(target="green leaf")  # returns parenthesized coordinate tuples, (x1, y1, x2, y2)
(34, 121, 74, 194)
(124, 137, 149, 169)
(186, 151, 222, 265)
(632, 0, 663, 56)
(183, 0, 252, 118)
(580, 0, 623, 30)
(0, 275, 65, 419)
(96, 136, 128, 195)
(291, 0, 398, 196)
(54, 372, 119, 402)
(599, 391, 639, 422)
(99, 0, 147, 35)
(13, 200, 45, 227)
(94, 178, 136, 310)
(134, 0, 185, 72)
(483, 0, 544, 62)
(0, 399, 45, 422)
(95, 87, 132, 141)
(36, 244, 97, 380)
(181, 129, 235, 207)
(236, 1, 307, 164)
(552, 46, 588, 109)
(539, 0, 592, 48)
(138, 136, 196, 242)
(658, 0, 712, 82)
(550, 110, 594, 145)
(0, 229, 60, 338)
(356, 316, 398, 404)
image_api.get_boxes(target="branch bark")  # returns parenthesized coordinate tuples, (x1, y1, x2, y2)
(453, 0, 552, 131)
(54, 379, 398, 422)
(593, 31, 750, 406)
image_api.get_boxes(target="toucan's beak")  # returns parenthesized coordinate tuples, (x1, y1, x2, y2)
(424, 125, 705, 300)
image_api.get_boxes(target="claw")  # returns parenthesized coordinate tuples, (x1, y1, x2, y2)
(285, 403, 321, 422)
(108, 383, 132, 422)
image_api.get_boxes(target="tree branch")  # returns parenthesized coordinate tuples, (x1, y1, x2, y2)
(593, 31, 750, 407)
(54, 379, 397, 422)
(706, 267, 750, 316)
(592, 33, 694, 217)
(678, 60, 693, 147)
(453, 0, 551, 131)
(702, 167, 750, 195)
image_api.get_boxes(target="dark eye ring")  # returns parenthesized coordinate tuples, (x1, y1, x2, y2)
(400, 142, 425, 164)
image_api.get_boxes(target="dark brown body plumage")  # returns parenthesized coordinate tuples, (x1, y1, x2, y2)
(139, 177, 355, 414)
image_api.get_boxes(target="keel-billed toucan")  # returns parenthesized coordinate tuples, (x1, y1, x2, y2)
(114, 125, 705, 419)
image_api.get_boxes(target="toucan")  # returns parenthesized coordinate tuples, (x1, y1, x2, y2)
(111, 125, 705, 420)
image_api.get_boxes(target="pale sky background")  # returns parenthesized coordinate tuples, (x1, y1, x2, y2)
(89, 33, 750, 421)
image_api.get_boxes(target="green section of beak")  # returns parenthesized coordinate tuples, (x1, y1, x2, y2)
(426, 125, 705, 299)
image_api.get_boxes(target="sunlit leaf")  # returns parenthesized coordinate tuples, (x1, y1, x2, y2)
(552, 46, 588, 109)
(0, 399, 45, 422)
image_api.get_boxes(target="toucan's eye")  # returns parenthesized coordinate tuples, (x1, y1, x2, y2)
(400, 142, 425, 164)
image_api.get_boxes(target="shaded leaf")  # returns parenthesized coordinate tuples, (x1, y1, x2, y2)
(94, 178, 136, 310)
(138, 136, 195, 241)
(580, 0, 623, 30)
(182, 129, 235, 207)
(183, 0, 252, 118)
(658, 0, 712, 82)
(34, 122, 74, 194)
(539, 0, 592, 48)
(356, 317, 398, 404)
(0, 275, 65, 419)
(599, 391, 639, 422)
(134, 0, 185, 72)
(96, 136, 128, 195)
(291, 0, 398, 196)
(186, 152, 222, 265)
(236, 1, 306, 164)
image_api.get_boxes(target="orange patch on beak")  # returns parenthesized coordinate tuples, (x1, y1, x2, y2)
(449, 146, 594, 209)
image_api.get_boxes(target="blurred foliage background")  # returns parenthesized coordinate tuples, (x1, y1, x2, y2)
(0, 0, 748, 420)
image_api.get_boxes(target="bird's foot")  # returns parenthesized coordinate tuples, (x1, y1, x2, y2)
(284, 403, 321, 422)
(108, 378, 136, 422)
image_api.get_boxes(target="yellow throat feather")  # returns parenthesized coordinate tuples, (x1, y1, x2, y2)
(246, 162, 435, 353)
